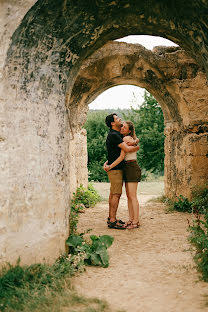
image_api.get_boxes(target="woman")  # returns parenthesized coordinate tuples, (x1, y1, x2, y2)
(104, 121, 141, 229)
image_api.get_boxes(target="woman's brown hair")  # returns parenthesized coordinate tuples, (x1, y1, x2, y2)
(125, 121, 136, 139)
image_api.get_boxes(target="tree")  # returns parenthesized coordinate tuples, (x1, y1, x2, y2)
(84, 111, 109, 181)
(123, 91, 165, 175)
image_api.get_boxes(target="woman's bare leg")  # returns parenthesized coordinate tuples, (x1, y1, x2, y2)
(126, 182, 139, 224)
(125, 183, 134, 222)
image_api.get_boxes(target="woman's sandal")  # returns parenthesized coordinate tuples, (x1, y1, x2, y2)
(125, 220, 133, 228)
(126, 222, 140, 229)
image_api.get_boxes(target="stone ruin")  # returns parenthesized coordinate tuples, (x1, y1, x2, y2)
(0, 0, 207, 265)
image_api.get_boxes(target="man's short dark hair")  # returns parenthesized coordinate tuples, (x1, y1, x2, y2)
(105, 113, 117, 129)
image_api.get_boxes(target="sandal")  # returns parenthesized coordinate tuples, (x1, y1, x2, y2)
(125, 220, 133, 227)
(126, 222, 140, 229)
(108, 221, 126, 230)
(107, 217, 125, 225)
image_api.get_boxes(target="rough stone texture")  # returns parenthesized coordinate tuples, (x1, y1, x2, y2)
(0, 0, 208, 265)
(0, 0, 88, 266)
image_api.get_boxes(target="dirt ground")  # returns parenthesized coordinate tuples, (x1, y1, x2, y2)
(72, 182, 208, 312)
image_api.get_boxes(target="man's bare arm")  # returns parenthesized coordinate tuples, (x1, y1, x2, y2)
(103, 149, 126, 172)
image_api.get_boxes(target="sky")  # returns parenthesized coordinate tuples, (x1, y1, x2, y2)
(89, 35, 178, 110)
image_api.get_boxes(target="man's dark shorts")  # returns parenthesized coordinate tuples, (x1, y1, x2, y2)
(107, 170, 123, 194)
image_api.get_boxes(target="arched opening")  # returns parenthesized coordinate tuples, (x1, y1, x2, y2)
(115, 34, 178, 49)
(88, 84, 145, 110)
(1, 1, 208, 265)
(86, 84, 165, 182)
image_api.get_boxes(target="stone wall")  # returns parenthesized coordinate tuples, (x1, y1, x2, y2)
(0, 0, 88, 265)
(0, 0, 208, 266)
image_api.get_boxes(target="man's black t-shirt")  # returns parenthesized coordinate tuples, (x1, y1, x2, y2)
(106, 129, 124, 170)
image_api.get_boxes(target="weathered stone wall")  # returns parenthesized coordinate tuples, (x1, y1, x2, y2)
(164, 123, 208, 199)
(0, 0, 88, 265)
(0, 0, 208, 266)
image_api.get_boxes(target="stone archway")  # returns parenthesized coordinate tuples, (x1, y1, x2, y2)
(0, 0, 208, 265)
(70, 41, 208, 199)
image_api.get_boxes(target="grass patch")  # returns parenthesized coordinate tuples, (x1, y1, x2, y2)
(152, 194, 175, 213)
(0, 257, 76, 312)
(0, 258, 116, 312)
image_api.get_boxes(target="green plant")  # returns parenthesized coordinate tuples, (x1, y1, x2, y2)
(71, 184, 101, 210)
(66, 234, 114, 268)
(160, 187, 208, 215)
(67, 184, 113, 269)
(188, 186, 208, 281)
(159, 195, 192, 213)
(191, 186, 208, 214)
(173, 195, 192, 213)
(69, 183, 101, 234)
(188, 212, 208, 281)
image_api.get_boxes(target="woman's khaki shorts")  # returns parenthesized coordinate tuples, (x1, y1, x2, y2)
(107, 170, 123, 194)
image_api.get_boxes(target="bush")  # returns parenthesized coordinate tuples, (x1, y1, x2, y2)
(173, 195, 193, 213)
(191, 186, 208, 214)
(188, 186, 208, 281)
(71, 183, 101, 210)
(69, 183, 101, 234)
(188, 217, 208, 281)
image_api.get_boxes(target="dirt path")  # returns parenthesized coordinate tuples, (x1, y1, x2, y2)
(72, 182, 208, 312)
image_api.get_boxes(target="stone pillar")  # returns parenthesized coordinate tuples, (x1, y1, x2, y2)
(165, 122, 208, 199)
(68, 128, 88, 195)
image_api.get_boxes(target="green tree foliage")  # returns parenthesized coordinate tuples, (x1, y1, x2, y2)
(123, 91, 165, 175)
(84, 111, 109, 181)
(84, 91, 165, 181)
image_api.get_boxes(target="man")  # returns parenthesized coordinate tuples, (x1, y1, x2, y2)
(105, 113, 140, 229)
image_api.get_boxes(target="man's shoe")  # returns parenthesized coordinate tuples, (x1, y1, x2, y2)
(108, 221, 126, 230)
(107, 217, 125, 225)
